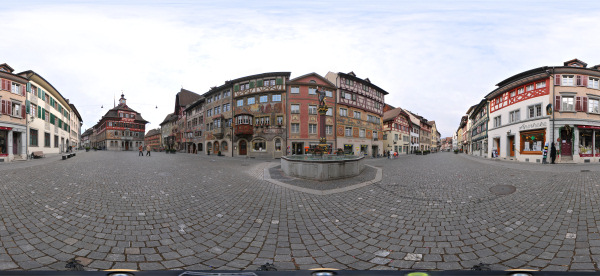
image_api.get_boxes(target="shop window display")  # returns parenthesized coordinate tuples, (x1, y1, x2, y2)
(520, 130, 545, 154)
(579, 129, 593, 155)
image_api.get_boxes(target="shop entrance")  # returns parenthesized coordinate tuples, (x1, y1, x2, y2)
(239, 140, 247, 155)
(561, 128, 573, 156)
(125, 141, 129, 151)
(292, 142, 304, 155)
(371, 145, 378, 157)
(13, 132, 20, 155)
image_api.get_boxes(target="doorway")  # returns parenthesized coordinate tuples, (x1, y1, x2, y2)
(508, 136, 515, 157)
(125, 141, 129, 151)
(12, 132, 20, 155)
(239, 140, 247, 155)
(561, 128, 573, 156)
(292, 142, 304, 155)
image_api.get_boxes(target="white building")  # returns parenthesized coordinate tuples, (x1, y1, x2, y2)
(486, 68, 551, 162)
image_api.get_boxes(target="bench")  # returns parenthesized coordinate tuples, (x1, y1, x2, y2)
(31, 151, 45, 159)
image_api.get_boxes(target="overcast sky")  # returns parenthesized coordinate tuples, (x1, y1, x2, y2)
(2, 0, 600, 137)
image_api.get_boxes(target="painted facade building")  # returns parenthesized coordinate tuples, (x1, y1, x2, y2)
(382, 107, 411, 154)
(69, 103, 83, 149)
(184, 97, 205, 154)
(325, 71, 387, 157)
(144, 128, 161, 151)
(0, 63, 28, 162)
(81, 128, 92, 148)
(485, 68, 551, 162)
(19, 70, 73, 156)
(429, 121, 439, 152)
(407, 112, 421, 153)
(552, 59, 600, 163)
(173, 89, 202, 152)
(92, 94, 149, 151)
(204, 83, 233, 156)
(232, 72, 290, 158)
(286, 73, 336, 155)
(159, 113, 177, 151)
(469, 99, 488, 157)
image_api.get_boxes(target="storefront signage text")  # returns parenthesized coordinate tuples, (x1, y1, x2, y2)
(519, 121, 547, 131)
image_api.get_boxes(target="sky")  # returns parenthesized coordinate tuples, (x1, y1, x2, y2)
(2, 0, 600, 138)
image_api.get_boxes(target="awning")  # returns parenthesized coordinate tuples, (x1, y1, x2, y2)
(576, 125, 600, 130)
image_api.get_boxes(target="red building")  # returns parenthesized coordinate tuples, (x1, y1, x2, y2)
(92, 94, 149, 150)
(144, 128, 161, 151)
(286, 73, 337, 154)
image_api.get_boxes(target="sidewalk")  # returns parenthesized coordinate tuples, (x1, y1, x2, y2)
(0, 150, 83, 171)
(457, 151, 600, 172)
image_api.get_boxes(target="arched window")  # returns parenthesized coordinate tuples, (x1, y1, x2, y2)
(274, 138, 281, 151)
(207, 142, 212, 152)
(221, 141, 228, 151)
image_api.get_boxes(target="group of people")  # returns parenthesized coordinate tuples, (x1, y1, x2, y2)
(139, 145, 151, 156)
(387, 150, 398, 159)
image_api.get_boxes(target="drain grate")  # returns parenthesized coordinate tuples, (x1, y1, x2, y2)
(581, 170, 590, 172)
(489, 185, 516, 196)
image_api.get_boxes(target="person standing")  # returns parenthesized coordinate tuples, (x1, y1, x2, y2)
(550, 143, 557, 164)
(146, 144, 151, 156)
(139, 145, 143, 156)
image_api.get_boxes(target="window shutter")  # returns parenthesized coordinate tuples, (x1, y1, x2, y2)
(234, 84, 239, 91)
(576, 96, 582, 111)
(576, 75, 583, 86)
(249, 81, 255, 89)
(26, 82, 31, 92)
(583, 76, 589, 87)
(1, 100, 5, 114)
(257, 80, 263, 87)
(38, 106, 41, 118)
(22, 105, 26, 119)
(7, 101, 11, 115)
(583, 97, 588, 112)
(1, 79, 4, 91)
(276, 78, 282, 85)
(555, 96, 560, 111)
(21, 84, 25, 96)
(42, 108, 45, 120)
(26, 100, 30, 114)
(554, 75, 561, 86)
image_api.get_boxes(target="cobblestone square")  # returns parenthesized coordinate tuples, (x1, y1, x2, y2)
(1, 151, 600, 271)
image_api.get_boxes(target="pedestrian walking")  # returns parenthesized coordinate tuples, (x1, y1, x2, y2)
(550, 143, 556, 164)
(138, 145, 143, 156)
(146, 145, 151, 156)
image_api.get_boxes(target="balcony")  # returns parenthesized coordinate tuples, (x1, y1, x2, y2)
(235, 124, 253, 136)
(213, 127, 224, 139)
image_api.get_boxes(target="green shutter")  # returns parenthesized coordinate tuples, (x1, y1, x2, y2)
(249, 81, 255, 89)
(26, 83, 31, 92)
(50, 114, 54, 124)
(37, 87, 41, 98)
(38, 106, 41, 118)
(26, 100, 30, 114)
(42, 108, 45, 120)
(257, 80, 263, 87)
(234, 84, 239, 91)
(276, 78, 282, 85)
(58, 119, 62, 128)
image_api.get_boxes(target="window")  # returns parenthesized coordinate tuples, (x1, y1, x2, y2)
(291, 86, 299, 94)
(520, 129, 545, 153)
(237, 99, 244, 107)
(326, 107, 332, 116)
(11, 102, 20, 117)
(562, 75, 574, 86)
(223, 103, 230, 112)
(326, 125, 332, 135)
(308, 105, 317, 114)
(580, 129, 593, 155)
(373, 131, 378, 139)
(375, 102, 381, 109)
(224, 90, 231, 97)
(493, 116, 501, 128)
(291, 104, 300, 114)
(394, 134, 399, 141)
(536, 81, 546, 89)
(236, 115, 252, 125)
(308, 87, 316, 95)
(207, 109, 212, 116)
(589, 98, 600, 113)
(517, 87, 524, 94)
(44, 132, 50, 147)
(30, 129, 38, 146)
(31, 103, 37, 118)
(359, 129, 365, 138)
(509, 109, 520, 123)
(339, 108, 348, 117)
(353, 111, 361, 119)
(45, 111, 49, 123)
(291, 123, 299, 133)
(309, 124, 317, 134)
(528, 104, 542, 118)
(526, 84, 534, 91)
(54, 135, 59, 148)
(214, 106, 220, 114)
(277, 116, 283, 125)
(562, 96, 574, 111)
(589, 78, 600, 89)
(325, 91, 332, 97)
(345, 127, 352, 137)
(247, 97, 255, 104)
(275, 139, 281, 151)
(344, 93, 352, 100)
(510, 91, 515, 97)
(259, 95, 268, 103)
(240, 83, 247, 91)
(253, 139, 266, 151)
(272, 94, 281, 102)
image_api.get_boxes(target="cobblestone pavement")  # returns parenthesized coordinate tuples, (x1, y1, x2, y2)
(1, 151, 600, 271)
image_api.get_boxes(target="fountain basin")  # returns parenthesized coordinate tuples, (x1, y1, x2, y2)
(280, 155, 365, 181)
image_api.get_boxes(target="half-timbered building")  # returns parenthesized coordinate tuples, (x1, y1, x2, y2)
(184, 96, 205, 154)
(382, 107, 411, 155)
(203, 83, 233, 156)
(232, 72, 290, 158)
(325, 71, 387, 157)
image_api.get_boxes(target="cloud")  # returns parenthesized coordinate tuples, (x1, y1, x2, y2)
(2, 1, 600, 138)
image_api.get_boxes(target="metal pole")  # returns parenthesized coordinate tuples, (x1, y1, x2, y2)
(551, 67, 555, 152)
